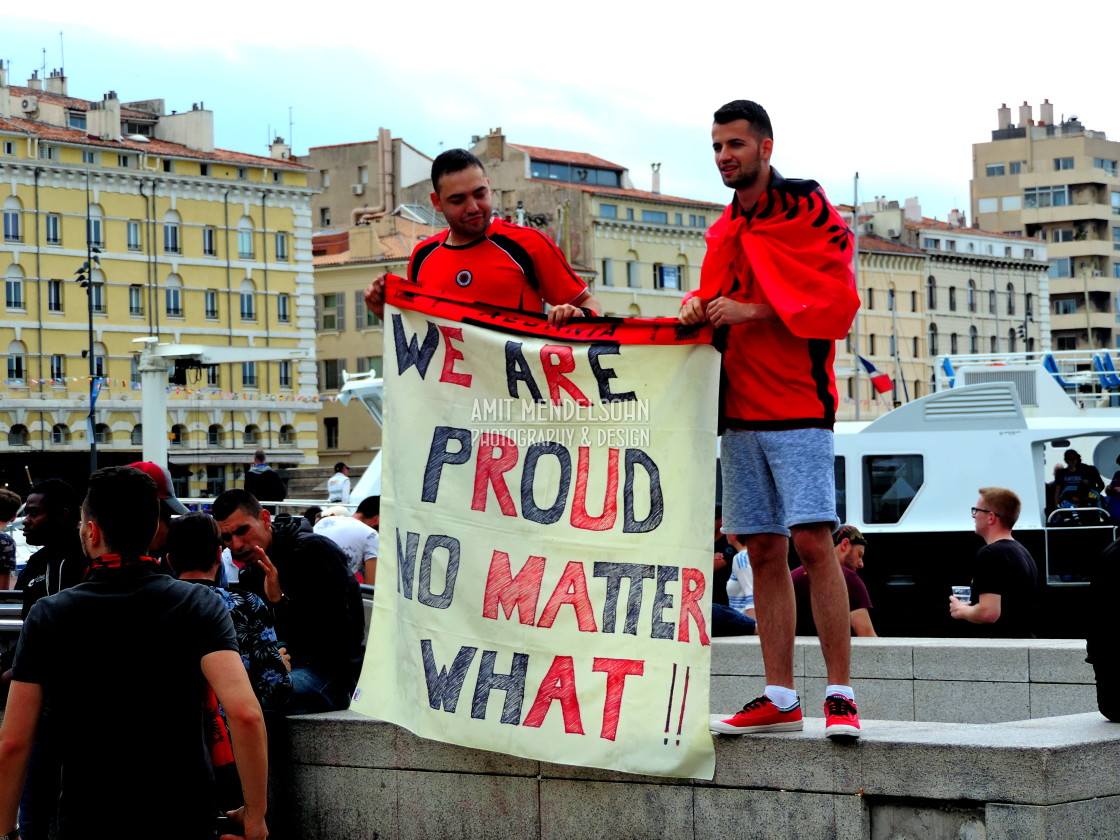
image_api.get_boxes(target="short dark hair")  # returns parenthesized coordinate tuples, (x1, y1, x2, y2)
(212, 488, 263, 523)
(356, 495, 380, 518)
(833, 524, 868, 547)
(0, 488, 22, 521)
(431, 149, 485, 193)
(303, 505, 322, 526)
(334, 462, 347, 473)
(254, 449, 266, 463)
(166, 512, 221, 574)
(713, 100, 773, 141)
(83, 466, 158, 556)
(978, 486, 1022, 528)
(28, 478, 80, 527)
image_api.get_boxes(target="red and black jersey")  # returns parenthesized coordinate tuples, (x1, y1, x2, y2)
(408, 217, 588, 313)
(685, 170, 859, 430)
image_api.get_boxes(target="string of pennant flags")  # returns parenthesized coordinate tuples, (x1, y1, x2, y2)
(1, 377, 347, 402)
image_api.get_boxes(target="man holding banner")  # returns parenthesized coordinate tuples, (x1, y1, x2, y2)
(681, 99, 863, 740)
(364, 149, 602, 325)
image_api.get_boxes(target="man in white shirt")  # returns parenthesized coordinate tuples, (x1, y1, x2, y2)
(326, 462, 351, 503)
(313, 504, 378, 584)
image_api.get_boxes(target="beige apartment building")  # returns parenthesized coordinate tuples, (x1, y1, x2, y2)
(972, 100, 1117, 351)
(0, 67, 319, 496)
(311, 212, 440, 466)
(297, 129, 433, 231)
(396, 128, 724, 318)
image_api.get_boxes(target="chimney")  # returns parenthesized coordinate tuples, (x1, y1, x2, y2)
(1018, 101, 1033, 128)
(26, 70, 42, 91)
(486, 127, 504, 162)
(87, 91, 123, 142)
(948, 209, 965, 228)
(269, 136, 291, 161)
(0, 62, 7, 89)
(651, 162, 661, 195)
(903, 197, 922, 223)
(997, 103, 1011, 130)
(44, 69, 67, 96)
(1039, 99, 1054, 126)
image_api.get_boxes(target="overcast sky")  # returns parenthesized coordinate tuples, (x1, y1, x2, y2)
(6, 2, 1116, 223)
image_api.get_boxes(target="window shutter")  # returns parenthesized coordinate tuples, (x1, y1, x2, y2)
(337, 294, 346, 332)
(355, 290, 365, 329)
(314, 294, 321, 328)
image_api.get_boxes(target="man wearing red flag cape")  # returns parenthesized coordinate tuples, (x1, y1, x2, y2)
(681, 99, 863, 741)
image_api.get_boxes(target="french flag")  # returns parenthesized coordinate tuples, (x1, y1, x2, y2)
(858, 355, 893, 394)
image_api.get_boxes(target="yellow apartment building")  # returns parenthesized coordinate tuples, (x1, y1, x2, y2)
(0, 67, 319, 496)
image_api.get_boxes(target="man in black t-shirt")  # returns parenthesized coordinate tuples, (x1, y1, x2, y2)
(950, 486, 1039, 638)
(0, 466, 269, 840)
(1052, 449, 1104, 509)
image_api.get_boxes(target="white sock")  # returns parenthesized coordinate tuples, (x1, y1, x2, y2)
(764, 685, 799, 710)
(826, 684, 855, 702)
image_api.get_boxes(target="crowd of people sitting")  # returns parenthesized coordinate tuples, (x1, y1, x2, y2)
(0, 463, 375, 840)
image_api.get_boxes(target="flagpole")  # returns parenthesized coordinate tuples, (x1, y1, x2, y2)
(852, 172, 861, 421)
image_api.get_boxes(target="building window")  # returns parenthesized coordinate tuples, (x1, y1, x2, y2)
(1052, 228, 1075, 242)
(275, 232, 288, 261)
(203, 226, 217, 256)
(987, 289, 996, 314)
(641, 210, 668, 224)
(205, 465, 226, 497)
(923, 237, 939, 249)
(86, 206, 104, 248)
(130, 424, 143, 445)
(92, 342, 107, 377)
(948, 286, 956, 311)
(279, 425, 295, 445)
(654, 264, 680, 290)
(928, 323, 938, 356)
(1095, 158, 1119, 175)
(1009, 160, 1025, 174)
(205, 289, 218, 319)
(238, 217, 254, 259)
(866, 288, 875, 309)
(127, 220, 141, 251)
(978, 197, 999, 213)
(626, 261, 639, 288)
(626, 208, 634, 221)
(926, 276, 937, 309)
(45, 213, 61, 245)
(599, 203, 617, 219)
(242, 362, 257, 388)
(39, 145, 54, 160)
(1054, 157, 1074, 171)
(163, 212, 181, 254)
(237, 167, 248, 180)
(967, 280, 976, 312)
(79, 149, 93, 163)
(910, 291, 917, 312)
(1048, 258, 1072, 279)
(277, 293, 290, 323)
(2, 141, 15, 156)
(1026, 293, 1033, 318)
(243, 424, 260, 445)
(3, 197, 22, 242)
(51, 424, 70, 444)
(165, 275, 183, 317)
(162, 159, 174, 173)
(272, 171, 282, 184)
(7, 340, 27, 380)
(1055, 298, 1077, 315)
(320, 208, 331, 227)
(208, 425, 222, 446)
(912, 336, 919, 357)
(600, 259, 613, 286)
(8, 424, 28, 446)
(239, 279, 256, 320)
(89, 280, 105, 314)
(969, 326, 979, 354)
(1006, 283, 1015, 315)
(129, 284, 143, 316)
(867, 334, 876, 355)
(94, 423, 111, 444)
(206, 365, 219, 387)
(1024, 185, 1069, 208)
(950, 333, 958, 354)
(356, 356, 384, 377)
(322, 359, 343, 391)
(320, 293, 341, 330)
(278, 360, 292, 388)
(47, 278, 62, 312)
(990, 335, 999, 353)
(986, 163, 1005, 176)
(199, 163, 209, 176)
(117, 154, 133, 168)
(5, 271, 24, 310)
(324, 417, 339, 449)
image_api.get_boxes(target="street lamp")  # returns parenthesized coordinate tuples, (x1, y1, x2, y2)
(75, 238, 101, 474)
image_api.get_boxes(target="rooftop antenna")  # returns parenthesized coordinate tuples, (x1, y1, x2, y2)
(288, 106, 293, 154)
(40, 47, 46, 78)
(59, 30, 64, 74)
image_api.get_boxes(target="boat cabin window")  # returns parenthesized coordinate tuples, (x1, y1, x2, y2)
(834, 457, 846, 523)
(863, 455, 923, 524)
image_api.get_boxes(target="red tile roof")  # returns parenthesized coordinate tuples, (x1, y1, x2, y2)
(533, 179, 723, 209)
(857, 234, 925, 256)
(510, 144, 625, 170)
(312, 217, 443, 266)
(905, 217, 1042, 242)
(0, 115, 310, 170)
(10, 85, 155, 121)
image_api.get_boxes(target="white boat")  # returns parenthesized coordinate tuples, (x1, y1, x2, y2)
(834, 349, 1120, 637)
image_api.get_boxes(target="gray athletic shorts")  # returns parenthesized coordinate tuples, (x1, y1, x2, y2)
(720, 428, 839, 538)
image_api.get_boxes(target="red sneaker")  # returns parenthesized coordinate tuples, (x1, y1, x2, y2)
(824, 694, 861, 741)
(710, 695, 803, 734)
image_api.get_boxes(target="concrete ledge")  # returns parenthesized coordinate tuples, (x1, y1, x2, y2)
(711, 636, 1095, 723)
(276, 710, 1120, 840)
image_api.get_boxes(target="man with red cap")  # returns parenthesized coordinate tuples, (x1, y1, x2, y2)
(126, 461, 188, 558)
